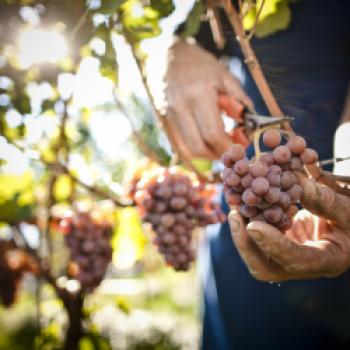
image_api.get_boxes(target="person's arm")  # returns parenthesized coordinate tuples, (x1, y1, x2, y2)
(163, 38, 252, 159)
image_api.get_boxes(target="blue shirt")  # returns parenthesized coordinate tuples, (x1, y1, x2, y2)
(199, 1, 350, 349)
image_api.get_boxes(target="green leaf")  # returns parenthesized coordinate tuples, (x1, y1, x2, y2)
(121, 1, 162, 42)
(98, 0, 127, 14)
(99, 36, 118, 82)
(180, 1, 204, 38)
(191, 159, 212, 173)
(243, 0, 291, 38)
(0, 172, 34, 223)
(41, 99, 56, 112)
(150, 0, 175, 18)
(11, 93, 31, 115)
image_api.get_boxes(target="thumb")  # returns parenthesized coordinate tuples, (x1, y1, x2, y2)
(299, 175, 350, 229)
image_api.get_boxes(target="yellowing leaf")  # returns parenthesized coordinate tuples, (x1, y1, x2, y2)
(112, 207, 146, 269)
(53, 174, 73, 202)
(0, 171, 33, 204)
(243, 0, 291, 38)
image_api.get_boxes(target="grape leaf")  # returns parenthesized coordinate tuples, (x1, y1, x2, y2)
(150, 0, 175, 18)
(0, 172, 34, 223)
(98, 0, 127, 14)
(243, 0, 291, 38)
(121, 2, 162, 42)
(180, 1, 204, 38)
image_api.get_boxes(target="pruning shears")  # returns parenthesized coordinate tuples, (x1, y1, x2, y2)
(218, 94, 293, 148)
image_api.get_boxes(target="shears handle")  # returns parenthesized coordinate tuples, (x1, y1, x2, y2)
(218, 94, 250, 148)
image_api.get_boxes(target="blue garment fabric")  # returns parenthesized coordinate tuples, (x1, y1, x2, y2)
(199, 1, 350, 349)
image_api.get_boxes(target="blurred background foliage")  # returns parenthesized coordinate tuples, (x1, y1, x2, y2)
(0, 0, 202, 348)
(0, 0, 288, 347)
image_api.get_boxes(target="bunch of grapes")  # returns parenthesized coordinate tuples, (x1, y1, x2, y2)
(135, 168, 226, 271)
(0, 240, 38, 307)
(58, 212, 113, 292)
(222, 129, 318, 231)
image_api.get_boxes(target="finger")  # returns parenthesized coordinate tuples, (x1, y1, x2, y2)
(167, 105, 216, 159)
(285, 219, 307, 244)
(228, 210, 290, 281)
(192, 94, 232, 157)
(286, 210, 315, 244)
(299, 176, 350, 229)
(220, 72, 254, 110)
(246, 221, 337, 278)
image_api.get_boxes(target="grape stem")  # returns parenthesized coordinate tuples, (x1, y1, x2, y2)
(218, 0, 350, 197)
(253, 125, 283, 161)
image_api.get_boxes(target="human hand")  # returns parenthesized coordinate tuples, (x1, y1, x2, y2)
(163, 39, 253, 159)
(228, 176, 350, 281)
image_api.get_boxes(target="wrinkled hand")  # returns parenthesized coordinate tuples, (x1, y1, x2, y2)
(164, 39, 252, 159)
(228, 176, 350, 281)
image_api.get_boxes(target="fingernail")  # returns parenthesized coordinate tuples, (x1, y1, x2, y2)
(248, 230, 263, 241)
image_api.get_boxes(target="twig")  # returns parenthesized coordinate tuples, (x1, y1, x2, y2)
(70, 7, 89, 41)
(111, 88, 164, 165)
(322, 172, 350, 184)
(319, 156, 350, 166)
(54, 162, 132, 207)
(247, 0, 266, 41)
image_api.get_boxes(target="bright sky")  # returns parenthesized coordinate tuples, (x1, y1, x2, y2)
(1, 0, 195, 176)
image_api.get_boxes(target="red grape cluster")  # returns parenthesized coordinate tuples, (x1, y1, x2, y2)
(0, 240, 38, 307)
(222, 129, 318, 231)
(58, 212, 113, 292)
(135, 168, 226, 271)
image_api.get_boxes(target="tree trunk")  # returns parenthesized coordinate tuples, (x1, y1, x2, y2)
(63, 291, 84, 350)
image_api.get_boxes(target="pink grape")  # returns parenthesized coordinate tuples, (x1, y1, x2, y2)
(251, 177, 269, 195)
(300, 148, 318, 164)
(263, 129, 282, 148)
(227, 144, 246, 162)
(265, 187, 281, 204)
(242, 188, 261, 206)
(249, 161, 269, 177)
(234, 159, 249, 176)
(286, 135, 306, 154)
(273, 146, 291, 164)
(263, 205, 283, 224)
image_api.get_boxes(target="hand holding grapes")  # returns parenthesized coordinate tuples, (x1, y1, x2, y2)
(222, 128, 350, 281)
(228, 179, 350, 281)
